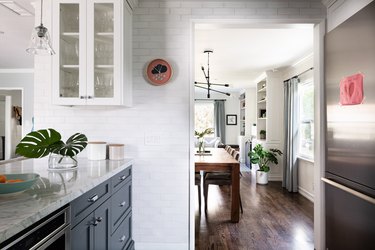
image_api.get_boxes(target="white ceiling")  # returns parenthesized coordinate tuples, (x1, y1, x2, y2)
(195, 24, 314, 93)
(0, 0, 35, 68)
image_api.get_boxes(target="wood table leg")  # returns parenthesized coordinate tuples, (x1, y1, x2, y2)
(231, 163, 240, 222)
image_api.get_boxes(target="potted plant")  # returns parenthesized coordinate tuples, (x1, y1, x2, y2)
(259, 130, 266, 140)
(16, 128, 88, 170)
(195, 128, 213, 153)
(248, 144, 282, 184)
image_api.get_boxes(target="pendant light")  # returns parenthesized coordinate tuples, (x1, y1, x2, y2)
(195, 50, 230, 98)
(26, 0, 55, 55)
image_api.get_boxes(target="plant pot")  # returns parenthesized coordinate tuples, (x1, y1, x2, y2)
(48, 153, 77, 170)
(256, 170, 268, 184)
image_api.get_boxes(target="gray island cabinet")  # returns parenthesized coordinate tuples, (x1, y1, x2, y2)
(0, 158, 134, 250)
(71, 167, 133, 250)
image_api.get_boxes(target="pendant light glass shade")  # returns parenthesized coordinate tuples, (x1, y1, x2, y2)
(26, 0, 55, 55)
(26, 24, 55, 55)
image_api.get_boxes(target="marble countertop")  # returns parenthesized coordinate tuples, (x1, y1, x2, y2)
(0, 157, 133, 244)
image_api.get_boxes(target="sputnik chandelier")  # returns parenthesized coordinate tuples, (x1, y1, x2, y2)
(194, 50, 230, 98)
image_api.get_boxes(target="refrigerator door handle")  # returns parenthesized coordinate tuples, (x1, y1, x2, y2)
(322, 177, 375, 205)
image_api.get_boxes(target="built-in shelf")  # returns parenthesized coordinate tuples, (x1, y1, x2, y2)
(258, 99, 266, 104)
(258, 87, 266, 92)
(62, 32, 79, 37)
(258, 117, 267, 120)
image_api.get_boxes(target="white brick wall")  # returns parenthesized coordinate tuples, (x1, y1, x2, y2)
(34, 1, 326, 249)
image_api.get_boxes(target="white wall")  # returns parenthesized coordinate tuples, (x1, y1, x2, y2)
(298, 158, 314, 201)
(34, 1, 326, 249)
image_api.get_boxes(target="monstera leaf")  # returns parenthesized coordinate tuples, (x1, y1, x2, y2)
(50, 133, 88, 157)
(16, 129, 88, 158)
(15, 129, 62, 158)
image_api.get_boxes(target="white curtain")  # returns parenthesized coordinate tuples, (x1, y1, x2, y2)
(283, 77, 299, 192)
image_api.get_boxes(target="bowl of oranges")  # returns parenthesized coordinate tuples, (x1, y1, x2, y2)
(0, 173, 40, 194)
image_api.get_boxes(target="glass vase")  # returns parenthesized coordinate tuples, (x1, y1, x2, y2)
(48, 153, 78, 170)
(198, 137, 205, 153)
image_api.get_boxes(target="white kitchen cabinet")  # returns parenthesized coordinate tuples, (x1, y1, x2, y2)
(52, 0, 132, 106)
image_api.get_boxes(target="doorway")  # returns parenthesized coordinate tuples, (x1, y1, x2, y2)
(0, 89, 22, 160)
(190, 21, 325, 249)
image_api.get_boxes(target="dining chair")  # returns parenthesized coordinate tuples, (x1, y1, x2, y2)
(228, 148, 235, 156)
(226, 146, 232, 153)
(224, 145, 230, 151)
(195, 172, 201, 213)
(203, 152, 243, 214)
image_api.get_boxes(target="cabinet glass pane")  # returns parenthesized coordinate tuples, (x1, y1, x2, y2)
(60, 4, 79, 98)
(94, 3, 114, 98)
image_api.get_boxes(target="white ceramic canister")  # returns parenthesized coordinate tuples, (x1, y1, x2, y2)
(108, 144, 124, 160)
(87, 141, 107, 160)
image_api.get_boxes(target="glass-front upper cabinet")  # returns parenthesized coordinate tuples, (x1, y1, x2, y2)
(52, 0, 132, 106)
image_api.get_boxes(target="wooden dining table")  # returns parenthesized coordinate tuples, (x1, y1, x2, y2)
(195, 148, 240, 222)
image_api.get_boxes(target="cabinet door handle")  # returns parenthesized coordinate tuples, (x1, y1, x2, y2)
(88, 194, 98, 202)
(120, 201, 126, 207)
(80, 96, 86, 99)
(120, 175, 127, 181)
(119, 235, 126, 242)
(93, 217, 103, 226)
(87, 95, 93, 99)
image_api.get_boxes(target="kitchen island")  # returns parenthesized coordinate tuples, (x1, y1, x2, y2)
(0, 157, 133, 249)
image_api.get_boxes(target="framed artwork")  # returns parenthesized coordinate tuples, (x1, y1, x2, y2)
(226, 114, 237, 125)
(146, 59, 173, 85)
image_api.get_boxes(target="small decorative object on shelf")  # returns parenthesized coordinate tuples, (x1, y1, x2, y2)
(16, 128, 88, 170)
(195, 128, 214, 153)
(259, 130, 266, 140)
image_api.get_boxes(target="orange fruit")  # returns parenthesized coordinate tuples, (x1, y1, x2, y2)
(6, 179, 24, 183)
(0, 175, 6, 183)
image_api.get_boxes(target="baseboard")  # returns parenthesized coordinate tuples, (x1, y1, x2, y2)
(268, 174, 282, 181)
(298, 186, 314, 202)
(135, 242, 189, 250)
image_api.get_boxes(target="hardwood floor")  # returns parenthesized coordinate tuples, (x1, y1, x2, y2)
(195, 171, 314, 250)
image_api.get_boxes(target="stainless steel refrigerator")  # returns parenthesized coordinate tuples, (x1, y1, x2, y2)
(324, 1, 375, 249)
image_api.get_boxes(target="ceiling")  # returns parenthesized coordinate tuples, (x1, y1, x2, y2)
(195, 24, 314, 93)
(0, 0, 35, 68)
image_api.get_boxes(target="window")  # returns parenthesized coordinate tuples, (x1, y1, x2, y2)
(298, 81, 314, 159)
(194, 102, 214, 135)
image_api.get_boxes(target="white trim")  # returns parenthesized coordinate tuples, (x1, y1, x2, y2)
(298, 155, 314, 164)
(268, 174, 282, 181)
(136, 243, 189, 250)
(0, 69, 34, 73)
(313, 20, 326, 250)
(298, 186, 314, 202)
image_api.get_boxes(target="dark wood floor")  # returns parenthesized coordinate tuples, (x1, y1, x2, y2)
(195, 170, 314, 250)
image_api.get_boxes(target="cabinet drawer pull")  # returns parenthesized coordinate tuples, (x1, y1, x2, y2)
(120, 175, 127, 181)
(93, 217, 103, 226)
(120, 201, 126, 207)
(120, 235, 126, 242)
(88, 194, 98, 202)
